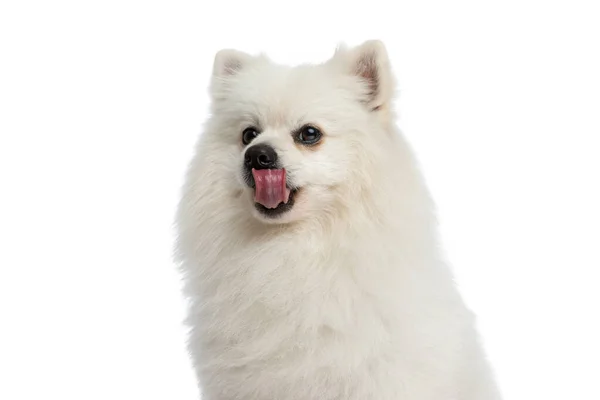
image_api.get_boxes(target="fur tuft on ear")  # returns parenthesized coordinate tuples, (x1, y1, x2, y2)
(332, 40, 394, 112)
(212, 49, 254, 77)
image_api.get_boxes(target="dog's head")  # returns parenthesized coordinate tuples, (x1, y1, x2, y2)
(200, 41, 396, 224)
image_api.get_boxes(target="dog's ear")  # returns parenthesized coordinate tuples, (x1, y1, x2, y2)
(212, 49, 254, 77)
(210, 49, 258, 101)
(332, 40, 394, 112)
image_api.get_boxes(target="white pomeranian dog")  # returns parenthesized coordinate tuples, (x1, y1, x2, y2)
(175, 40, 501, 400)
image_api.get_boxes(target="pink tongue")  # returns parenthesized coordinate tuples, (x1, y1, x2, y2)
(252, 168, 291, 209)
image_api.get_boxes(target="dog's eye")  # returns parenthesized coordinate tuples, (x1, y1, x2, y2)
(242, 127, 259, 145)
(297, 126, 322, 145)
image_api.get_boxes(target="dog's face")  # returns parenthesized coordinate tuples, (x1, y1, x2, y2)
(201, 41, 394, 224)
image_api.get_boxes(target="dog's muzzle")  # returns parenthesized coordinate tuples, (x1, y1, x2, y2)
(242, 144, 295, 214)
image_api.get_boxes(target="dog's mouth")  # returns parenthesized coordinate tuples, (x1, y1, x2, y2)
(250, 168, 297, 217)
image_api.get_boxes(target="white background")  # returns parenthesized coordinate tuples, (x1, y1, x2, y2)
(1, 1, 599, 399)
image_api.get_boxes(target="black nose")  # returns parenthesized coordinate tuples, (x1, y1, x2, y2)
(244, 144, 278, 170)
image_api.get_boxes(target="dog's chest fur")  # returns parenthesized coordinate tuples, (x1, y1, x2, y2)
(184, 220, 473, 400)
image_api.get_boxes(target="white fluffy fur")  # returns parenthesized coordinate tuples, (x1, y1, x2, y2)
(175, 41, 501, 400)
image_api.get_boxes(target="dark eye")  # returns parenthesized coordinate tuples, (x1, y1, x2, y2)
(297, 125, 322, 145)
(242, 127, 259, 145)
